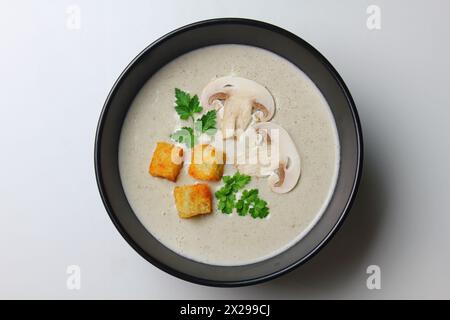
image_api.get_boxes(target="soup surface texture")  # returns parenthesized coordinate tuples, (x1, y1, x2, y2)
(119, 44, 339, 266)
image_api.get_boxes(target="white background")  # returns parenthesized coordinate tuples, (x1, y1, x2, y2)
(1, 0, 449, 299)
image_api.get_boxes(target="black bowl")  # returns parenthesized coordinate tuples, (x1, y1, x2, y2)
(95, 18, 363, 287)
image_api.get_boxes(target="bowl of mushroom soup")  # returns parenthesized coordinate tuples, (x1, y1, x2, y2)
(95, 18, 363, 286)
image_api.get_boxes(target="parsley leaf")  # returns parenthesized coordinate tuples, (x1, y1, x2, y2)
(232, 172, 252, 191)
(215, 172, 270, 218)
(171, 88, 209, 148)
(222, 194, 236, 214)
(236, 189, 269, 218)
(174, 88, 203, 121)
(215, 172, 251, 214)
(195, 110, 217, 135)
(170, 127, 196, 148)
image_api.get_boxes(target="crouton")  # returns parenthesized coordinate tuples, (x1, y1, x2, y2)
(174, 184, 212, 218)
(188, 144, 225, 181)
(149, 142, 183, 182)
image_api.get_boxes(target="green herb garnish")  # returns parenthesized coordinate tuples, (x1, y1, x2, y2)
(217, 193, 236, 214)
(236, 189, 269, 219)
(195, 110, 217, 135)
(170, 127, 196, 148)
(174, 88, 203, 122)
(215, 172, 251, 214)
(171, 89, 217, 148)
(215, 172, 269, 218)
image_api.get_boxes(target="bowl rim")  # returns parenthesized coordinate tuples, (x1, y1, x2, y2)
(94, 17, 364, 287)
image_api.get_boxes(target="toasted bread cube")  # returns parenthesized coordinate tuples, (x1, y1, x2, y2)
(174, 184, 212, 218)
(149, 142, 183, 182)
(188, 144, 225, 181)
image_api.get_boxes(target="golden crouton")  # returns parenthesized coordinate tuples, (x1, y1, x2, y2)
(188, 144, 225, 181)
(174, 184, 212, 218)
(149, 142, 183, 182)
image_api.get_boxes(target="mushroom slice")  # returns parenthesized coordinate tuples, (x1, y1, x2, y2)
(252, 102, 271, 122)
(208, 92, 228, 106)
(200, 76, 275, 139)
(253, 122, 301, 194)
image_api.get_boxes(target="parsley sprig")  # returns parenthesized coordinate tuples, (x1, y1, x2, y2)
(215, 172, 251, 214)
(170, 127, 196, 148)
(174, 88, 203, 122)
(195, 110, 217, 135)
(215, 172, 270, 218)
(171, 88, 217, 148)
(236, 189, 269, 218)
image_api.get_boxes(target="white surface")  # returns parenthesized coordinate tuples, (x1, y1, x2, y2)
(1, 0, 449, 299)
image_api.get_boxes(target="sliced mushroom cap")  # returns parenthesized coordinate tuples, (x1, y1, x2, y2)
(253, 122, 301, 194)
(200, 76, 275, 139)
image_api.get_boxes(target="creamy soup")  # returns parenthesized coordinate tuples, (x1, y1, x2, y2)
(119, 44, 339, 266)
